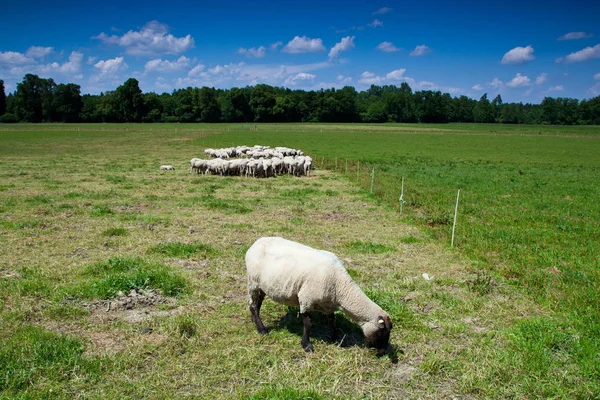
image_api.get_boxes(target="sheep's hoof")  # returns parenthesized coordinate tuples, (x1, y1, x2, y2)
(302, 343, 314, 353)
(258, 328, 268, 335)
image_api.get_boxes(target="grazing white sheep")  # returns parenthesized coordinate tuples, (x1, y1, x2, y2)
(271, 158, 283, 175)
(160, 165, 175, 171)
(303, 156, 313, 176)
(246, 237, 393, 353)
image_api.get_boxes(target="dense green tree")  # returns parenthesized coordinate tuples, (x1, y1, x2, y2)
(96, 91, 120, 122)
(0, 80, 6, 116)
(115, 78, 144, 122)
(452, 96, 476, 122)
(473, 93, 495, 123)
(363, 101, 387, 122)
(415, 90, 450, 123)
(579, 97, 600, 125)
(141, 92, 162, 122)
(249, 84, 276, 122)
(491, 94, 503, 122)
(80, 94, 101, 122)
(14, 74, 56, 122)
(197, 87, 221, 122)
(53, 83, 83, 122)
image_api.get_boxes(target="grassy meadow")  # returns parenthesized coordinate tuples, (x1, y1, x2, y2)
(0, 123, 599, 399)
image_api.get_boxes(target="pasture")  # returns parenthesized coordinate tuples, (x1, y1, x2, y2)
(0, 123, 598, 399)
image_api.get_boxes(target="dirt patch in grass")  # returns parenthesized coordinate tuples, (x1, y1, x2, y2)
(318, 210, 354, 221)
(115, 203, 152, 212)
(88, 288, 181, 324)
(172, 259, 209, 270)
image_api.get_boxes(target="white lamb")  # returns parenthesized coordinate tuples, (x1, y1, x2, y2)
(246, 237, 392, 353)
(160, 165, 175, 171)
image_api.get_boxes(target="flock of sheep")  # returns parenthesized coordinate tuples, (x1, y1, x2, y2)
(189, 145, 313, 178)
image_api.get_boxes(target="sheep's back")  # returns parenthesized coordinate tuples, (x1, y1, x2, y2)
(246, 237, 342, 310)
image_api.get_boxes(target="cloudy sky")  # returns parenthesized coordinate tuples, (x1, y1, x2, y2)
(1, 0, 599, 103)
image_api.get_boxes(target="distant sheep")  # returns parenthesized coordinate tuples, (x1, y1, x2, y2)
(160, 165, 175, 171)
(246, 237, 392, 353)
(189, 144, 312, 178)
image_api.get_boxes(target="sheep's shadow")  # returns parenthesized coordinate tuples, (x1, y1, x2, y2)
(267, 307, 402, 363)
(269, 307, 365, 348)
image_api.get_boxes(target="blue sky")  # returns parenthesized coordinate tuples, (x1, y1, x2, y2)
(1, 0, 599, 103)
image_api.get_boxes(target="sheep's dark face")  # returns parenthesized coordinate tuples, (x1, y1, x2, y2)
(363, 315, 392, 354)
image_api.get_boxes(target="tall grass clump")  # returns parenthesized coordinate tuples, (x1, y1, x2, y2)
(148, 242, 219, 258)
(68, 256, 188, 299)
(345, 240, 395, 254)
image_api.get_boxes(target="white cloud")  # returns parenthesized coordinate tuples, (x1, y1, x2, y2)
(175, 61, 330, 88)
(92, 57, 128, 81)
(535, 73, 548, 85)
(357, 68, 437, 90)
(358, 71, 382, 85)
(377, 41, 400, 52)
(282, 36, 326, 54)
(87, 56, 97, 65)
(385, 68, 406, 80)
(0, 51, 34, 65)
(155, 77, 172, 91)
(557, 32, 593, 41)
(373, 7, 392, 14)
(270, 41, 283, 51)
(40, 51, 83, 76)
(506, 73, 532, 88)
(368, 19, 384, 28)
(145, 56, 191, 73)
(546, 85, 564, 92)
(560, 44, 600, 63)
(594, 72, 600, 80)
(188, 64, 206, 77)
(337, 74, 352, 84)
(489, 78, 504, 89)
(472, 84, 483, 91)
(408, 79, 438, 90)
(590, 82, 600, 95)
(501, 45, 535, 64)
(238, 46, 267, 59)
(93, 20, 195, 56)
(5, 51, 84, 81)
(25, 46, 54, 59)
(328, 36, 355, 60)
(284, 72, 316, 85)
(409, 45, 431, 56)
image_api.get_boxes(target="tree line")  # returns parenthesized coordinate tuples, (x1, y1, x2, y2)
(1, 74, 599, 125)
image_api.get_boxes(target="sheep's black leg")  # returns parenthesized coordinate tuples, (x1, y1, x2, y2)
(328, 313, 337, 342)
(250, 290, 267, 335)
(301, 312, 314, 353)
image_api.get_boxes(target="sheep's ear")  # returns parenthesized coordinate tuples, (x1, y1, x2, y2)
(377, 316, 386, 328)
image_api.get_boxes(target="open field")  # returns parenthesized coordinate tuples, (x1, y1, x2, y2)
(1, 123, 599, 399)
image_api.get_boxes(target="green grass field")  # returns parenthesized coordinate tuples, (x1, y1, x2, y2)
(1, 123, 599, 399)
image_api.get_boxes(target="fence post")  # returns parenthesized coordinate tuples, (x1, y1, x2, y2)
(451, 188, 461, 248)
(370, 168, 375, 194)
(399, 176, 405, 214)
(345, 159, 348, 176)
(335, 157, 337, 171)
(357, 161, 360, 182)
